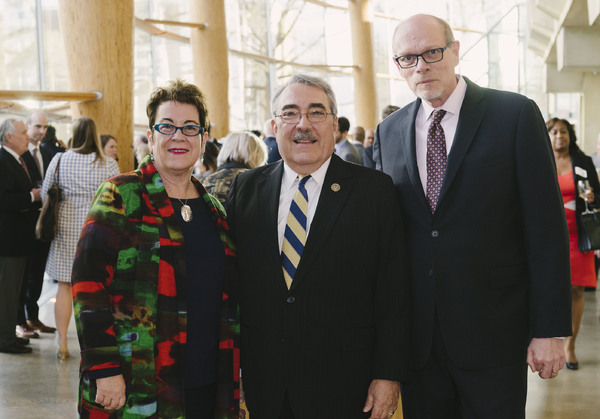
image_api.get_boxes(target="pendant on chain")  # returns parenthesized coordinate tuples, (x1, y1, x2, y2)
(181, 204, 193, 222)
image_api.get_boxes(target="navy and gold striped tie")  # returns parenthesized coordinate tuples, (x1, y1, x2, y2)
(281, 175, 311, 289)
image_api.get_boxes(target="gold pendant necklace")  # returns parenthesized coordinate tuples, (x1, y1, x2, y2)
(177, 181, 193, 222)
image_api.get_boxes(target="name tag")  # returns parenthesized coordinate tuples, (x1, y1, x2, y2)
(575, 166, 587, 178)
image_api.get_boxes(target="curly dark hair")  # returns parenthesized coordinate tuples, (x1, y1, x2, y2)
(546, 117, 579, 155)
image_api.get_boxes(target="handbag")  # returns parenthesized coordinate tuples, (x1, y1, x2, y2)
(577, 203, 600, 252)
(35, 153, 62, 242)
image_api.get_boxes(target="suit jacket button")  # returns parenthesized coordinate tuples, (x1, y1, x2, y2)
(287, 296, 295, 303)
(431, 230, 439, 238)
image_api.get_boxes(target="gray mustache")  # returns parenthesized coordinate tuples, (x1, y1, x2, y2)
(292, 131, 317, 141)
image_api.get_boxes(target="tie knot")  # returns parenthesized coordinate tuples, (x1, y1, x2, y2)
(298, 174, 311, 187)
(431, 109, 446, 124)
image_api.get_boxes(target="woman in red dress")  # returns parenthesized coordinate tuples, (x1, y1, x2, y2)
(549, 117, 599, 370)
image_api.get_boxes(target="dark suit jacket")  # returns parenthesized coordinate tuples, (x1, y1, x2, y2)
(227, 154, 409, 418)
(21, 146, 53, 185)
(0, 147, 38, 256)
(373, 77, 572, 371)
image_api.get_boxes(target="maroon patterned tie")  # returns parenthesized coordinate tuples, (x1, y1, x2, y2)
(426, 109, 447, 213)
(19, 156, 31, 182)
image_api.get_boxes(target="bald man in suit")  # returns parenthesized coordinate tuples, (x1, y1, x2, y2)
(373, 14, 571, 419)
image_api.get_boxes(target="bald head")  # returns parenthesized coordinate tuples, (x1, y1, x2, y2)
(27, 110, 48, 145)
(365, 129, 375, 147)
(352, 126, 365, 143)
(392, 14, 459, 108)
(263, 119, 275, 138)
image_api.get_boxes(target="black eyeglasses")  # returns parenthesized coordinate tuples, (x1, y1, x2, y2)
(393, 41, 454, 69)
(274, 109, 334, 124)
(154, 123, 204, 136)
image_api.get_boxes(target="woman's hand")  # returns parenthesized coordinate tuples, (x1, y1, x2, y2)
(584, 190, 595, 203)
(96, 374, 126, 410)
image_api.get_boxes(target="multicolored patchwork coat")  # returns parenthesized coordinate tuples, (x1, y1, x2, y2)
(72, 156, 239, 418)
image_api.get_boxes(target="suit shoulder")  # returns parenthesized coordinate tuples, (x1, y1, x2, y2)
(234, 163, 275, 184)
(340, 158, 394, 183)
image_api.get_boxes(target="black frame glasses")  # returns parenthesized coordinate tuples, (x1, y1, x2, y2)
(393, 41, 454, 69)
(153, 123, 204, 136)
(274, 109, 335, 124)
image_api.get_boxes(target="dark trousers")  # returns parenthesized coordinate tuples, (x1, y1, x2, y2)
(251, 392, 295, 419)
(185, 383, 217, 419)
(17, 239, 50, 324)
(0, 256, 27, 347)
(401, 317, 527, 419)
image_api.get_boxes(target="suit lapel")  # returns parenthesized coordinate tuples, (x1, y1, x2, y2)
(255, 162, 290, 290)
(1, 148, 32, 186)
(291, 155, 353, 290)
(439, 78, 485, 204)
(400, 101, 430, 211)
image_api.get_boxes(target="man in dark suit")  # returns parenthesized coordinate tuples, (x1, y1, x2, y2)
(334, 116, 361, 164)
(373, 14, 572, 418)
(262, 118, 282, 164)
(16, 111, 56, 339)
(0, 119, 42, 354)
(227, 73, 409, 419)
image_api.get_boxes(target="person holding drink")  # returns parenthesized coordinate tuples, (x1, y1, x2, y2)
(549, 117, 600, 370)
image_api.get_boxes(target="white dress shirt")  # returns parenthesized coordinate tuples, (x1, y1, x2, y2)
(277, 157, 331, 252)
(415, 75, 467, 190)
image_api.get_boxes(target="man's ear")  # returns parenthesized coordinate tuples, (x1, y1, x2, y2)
(271, 118, 278, 136)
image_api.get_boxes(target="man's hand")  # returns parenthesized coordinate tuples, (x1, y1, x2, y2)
(31, 188, 41, 201)
(363, 379, 400, 419)
(96, 374, 126, 410)
(527, 337, 565, 379)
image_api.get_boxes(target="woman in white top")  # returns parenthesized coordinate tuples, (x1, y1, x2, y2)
(41, 117, 120, 360)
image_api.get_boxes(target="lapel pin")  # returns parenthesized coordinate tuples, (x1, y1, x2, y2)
(331, 183, 340, 192)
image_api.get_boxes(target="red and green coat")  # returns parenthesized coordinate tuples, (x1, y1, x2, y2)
(72, 156, 239, 418)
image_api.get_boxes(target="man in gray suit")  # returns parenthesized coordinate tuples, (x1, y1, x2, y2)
(351, 126, 367, 165)
(334, 116, 361, 164)
(374, 14, 571, 419)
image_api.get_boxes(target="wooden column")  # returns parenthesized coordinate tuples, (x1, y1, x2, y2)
(58, 0, 134, 172)
(348, 0, 377, 130)
(190, 0, 229, 139)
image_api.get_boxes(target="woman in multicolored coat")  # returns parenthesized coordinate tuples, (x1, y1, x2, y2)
(72, 79, 239, 418)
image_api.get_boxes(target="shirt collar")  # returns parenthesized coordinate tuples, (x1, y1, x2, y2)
(282, 156, 332, 192)
(28, 143, 39, 153)
(421, 75, 467, 123)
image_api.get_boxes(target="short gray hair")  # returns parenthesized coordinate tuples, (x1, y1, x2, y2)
(217, 131, 268, 169)
(271, 73, 338, 117)
(0, 118, 17, 145)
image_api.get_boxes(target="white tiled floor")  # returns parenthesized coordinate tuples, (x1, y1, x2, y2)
(1, 281, 599, 418)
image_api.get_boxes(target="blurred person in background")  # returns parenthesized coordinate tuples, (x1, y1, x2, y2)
(262, 118, 281, 163)
(194, 139, 219, 180)
(41, 117, 120, 360)
(548, 117, 600, 370)
(71, 80, 239, 417)
(40, 125, 66, 157)
(203, 131, 268, 205)
(100, 134, 119, 161)
(0, 119, 41, 354)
